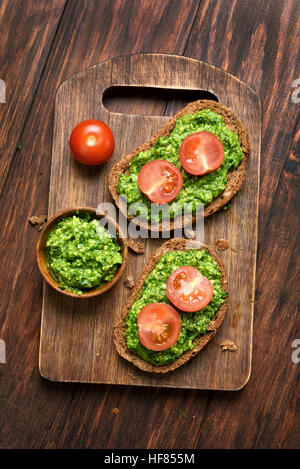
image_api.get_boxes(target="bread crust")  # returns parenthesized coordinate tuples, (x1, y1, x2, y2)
(109, 100, 250, 232)
(114, 238, 228, 373)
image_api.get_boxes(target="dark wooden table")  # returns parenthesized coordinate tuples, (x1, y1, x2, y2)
(0, 0, 299, 449)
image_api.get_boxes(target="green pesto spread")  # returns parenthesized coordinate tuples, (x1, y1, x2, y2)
(46, 214, 122, 295)
(125, 249, 227, 366)
(118, 109, 244, 221)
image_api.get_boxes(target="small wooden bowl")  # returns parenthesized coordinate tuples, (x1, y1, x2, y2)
(36, 207, 127, 298)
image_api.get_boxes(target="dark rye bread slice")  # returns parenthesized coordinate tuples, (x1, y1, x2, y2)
(109, 99, 250, 232)
(114, 238, 228, 373)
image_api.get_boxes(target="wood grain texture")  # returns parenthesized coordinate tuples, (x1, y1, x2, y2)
(185, 0, 300, 227)
(0, 0, 206, 449)
(196, 120, 300, 449)
(0, 0, 67, 194)
(182, 0, 300, 449)
(0, 0, 299, 449)
(39, 54, 260, 390)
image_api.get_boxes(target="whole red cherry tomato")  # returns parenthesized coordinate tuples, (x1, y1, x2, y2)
(69, 119, 115, 166)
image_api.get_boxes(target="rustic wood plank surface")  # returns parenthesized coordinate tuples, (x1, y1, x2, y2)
(0, 0, 208, 449)
(196, 120, 300, 448)
(40, 53, 260, 390)
(0, 0, 299, 449)
(0, 0, 67, 195)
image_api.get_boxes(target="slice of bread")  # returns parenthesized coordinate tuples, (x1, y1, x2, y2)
(109, 100, 250, 232)
(114, 238, 228, 373)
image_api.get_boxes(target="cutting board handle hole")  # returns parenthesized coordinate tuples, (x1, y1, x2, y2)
(102, 86, 218, 116)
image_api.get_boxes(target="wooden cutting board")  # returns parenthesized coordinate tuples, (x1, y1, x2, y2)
(39, 54, 261, 390)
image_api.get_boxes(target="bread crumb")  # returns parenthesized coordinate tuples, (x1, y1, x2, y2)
(112, 408, 119, 414)
(124, 276, 135, 289)
(215, 238, 229, 251)
(126, 238, 144, 254)
(28, 215, 47, 231)
(220, 340, 237, 352)
(231, 247, 238, 252)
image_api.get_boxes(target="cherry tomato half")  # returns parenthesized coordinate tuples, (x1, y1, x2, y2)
(137, 302, 181, 351)
(179, 131, 224, 176)
(137, 160, 183, 204)
(166, 266, 213, 312)
(69, 119, 115, 166)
